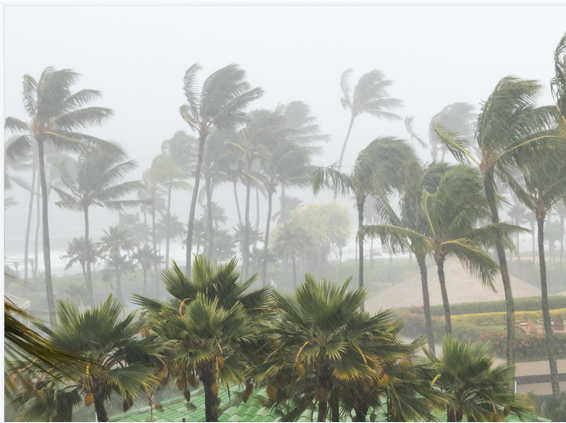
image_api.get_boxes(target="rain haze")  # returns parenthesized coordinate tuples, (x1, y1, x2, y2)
(4, 7, 566, 421)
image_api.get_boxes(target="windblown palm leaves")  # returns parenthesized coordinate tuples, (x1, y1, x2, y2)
(363, 165, 523, 335)
(432, 76, 559, 364)
(134, 257, 272, 422)
(180, 63, 263, 277)
(52, 144, 142, 306)
(551, 32, 566, 129)
(313, 136, 418, 310)
(30, 295, 160, 422)
(5, 67, 115, 326)
(424, 335, 530, 422)
(337, 69, 403, 170)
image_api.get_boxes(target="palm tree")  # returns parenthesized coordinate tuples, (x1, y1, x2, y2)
(5, 67, 114, 326)
(134, 257, 272, 422)
(507, 143, 566, 398)
(52, 144, 141, 306)
(229, 109, 286, 278)
(179, 63, 263, 277)
(313, 136, 417, 311)
(99, 226, 136, 301)
(34, 296, 160, 422)
(278, 101, 330, 223)
(434, 75, 559, 364)
(364, 165, 520, 335)
(60, 237, 101, 286)
(424, 335, 530, 422)
(258, 274, 409, 422)
(551, 32, 566, 130)
(337, 69, 403, 173)
(132, 245, 159, 296)
(369, 161, 450, 352)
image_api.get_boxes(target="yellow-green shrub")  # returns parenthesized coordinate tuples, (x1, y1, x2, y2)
(452, 308, 566, 326)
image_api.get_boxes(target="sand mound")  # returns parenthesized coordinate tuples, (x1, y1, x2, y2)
(366, 258, 541, 314)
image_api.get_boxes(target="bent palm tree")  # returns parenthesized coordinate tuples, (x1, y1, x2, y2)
(313, 136, 417, 311)
(60, 237, 101, 288)
(5, 67, 114, 325)
(337, 69, 403, 173)
(434, 75, 559, 364)
(52, 144, 142, 306)
(180, 64, 263, 276)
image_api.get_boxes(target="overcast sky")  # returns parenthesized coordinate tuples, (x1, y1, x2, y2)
(4, 6, 565, 267)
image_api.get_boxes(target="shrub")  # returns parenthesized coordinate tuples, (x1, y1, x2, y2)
(452, 309, 566, 327)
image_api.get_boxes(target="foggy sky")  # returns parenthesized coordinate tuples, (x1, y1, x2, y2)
(4, 6, 565, 268)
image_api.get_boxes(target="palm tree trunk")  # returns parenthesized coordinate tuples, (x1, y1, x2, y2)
(93, 381, 109, 422)
(33, 187, 40, 281)
(330, 394, 340, 422)
(436, 256, 452, 335)
(317, 361, 332, 422)
(488, 200, 516, 366)
(560, 214, 564, 272)
(255, 187, 260, 245)
(198, 361, 219, 422)
(417, 253, 435, 353)
(165, 185, 172, 268)
(186, 133, 206, 277)
(243, 163, 252, 278)
(37, 139, 56, 327)
(262, 190, 273, 287)
(336, 114, 356, 199)
(84, 206, 94, 306)
(280, 184, 286, 223)
(152, 190, 159, 295)
(537, 217, 560, 397)
(357, 199, 365, 312)
(292, 255, 297, 289)
(369, 237, 374, 271)
(532, 220, 536, 265)
(24, 151, 37, 284)
(206, 175, 214, 261)
(116, 269, 123, 302)
(233, 181, 242, 225)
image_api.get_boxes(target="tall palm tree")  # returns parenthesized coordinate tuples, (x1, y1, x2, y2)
(5, 67, 114, 325)
(132, 245, 159, 296)
(434, 75, 559, 364)
(424, 335, 530, 422)
(52, 144, 141, 306)
(278, 101, 330, 223)
(364, 165, 520, 335)
(337, 69, 403, 173)
(551, 32, 566, 130)
(34, 296, 160, 422)
(369, 161, 450, 352)
(507, 142, 566, 398)
(313, 136, 417, 311)
(179, 63, 263, 277)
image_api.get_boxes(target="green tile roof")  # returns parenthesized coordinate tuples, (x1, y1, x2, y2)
(109, 387, 550, 422)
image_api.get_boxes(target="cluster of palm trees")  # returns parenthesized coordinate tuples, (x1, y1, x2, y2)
(7, 258, 529, 422)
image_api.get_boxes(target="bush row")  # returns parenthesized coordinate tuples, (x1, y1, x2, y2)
(399, 296, 566, 316)
(451, 309, 566, 327)
(395, 309, 566, 361)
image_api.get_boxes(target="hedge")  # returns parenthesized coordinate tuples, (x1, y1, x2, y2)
(452, 309, 566, 327)
(400, 296, 566, 317)
(395, 309, 566, 361)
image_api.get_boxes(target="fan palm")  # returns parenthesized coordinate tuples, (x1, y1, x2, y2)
(433, 75, 559, 364)
(257, 274, 412, 422)
(60, 237, 102, 287)
(34, 295, 160, 422)
(364, 165, 522, 335)
(5, 67, 114, 325)
(424, 335, 530, 422)
(337, 69, 403, 173)
(313, 136, 418, 311)
(52, 144, 142, 306)
(507, 142, 566, 397)
(179, 63, 263, 277)
(134, 257, 272, 422)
